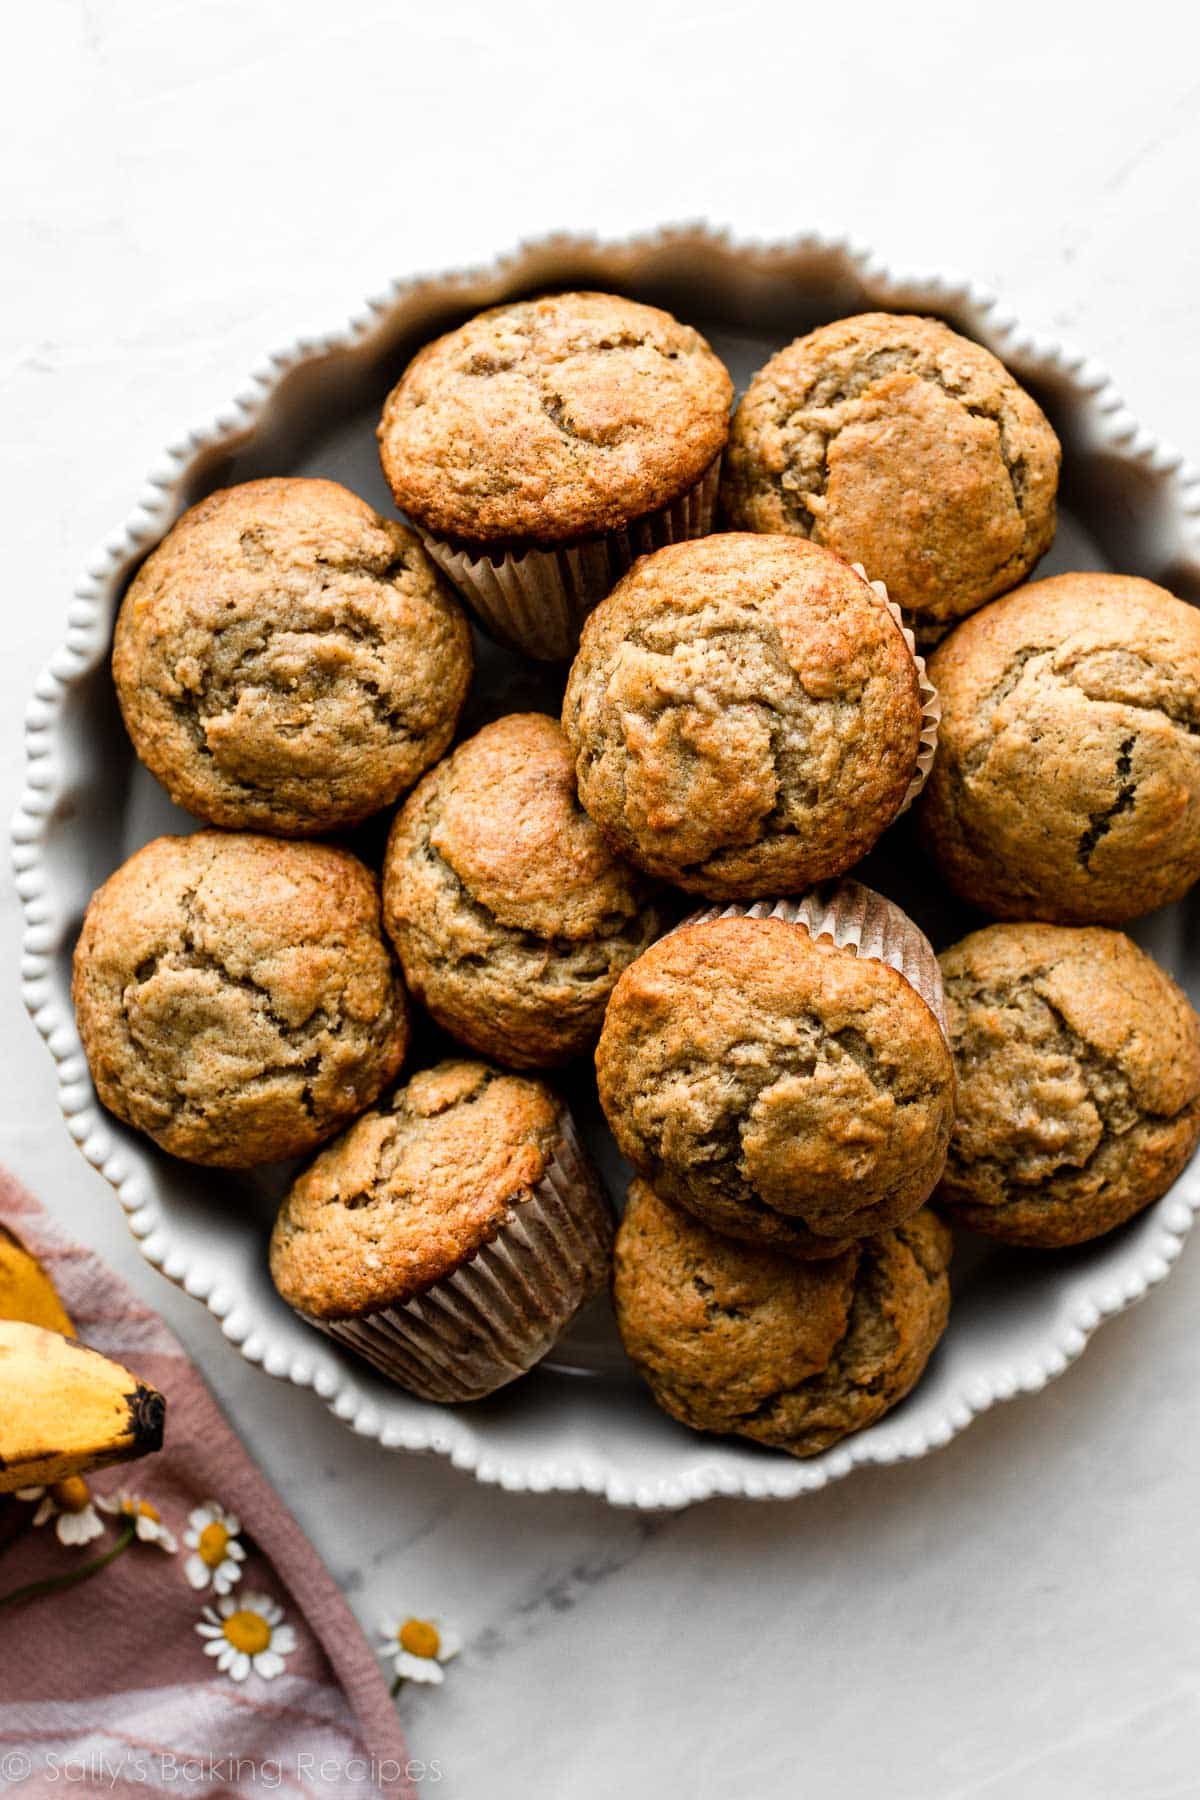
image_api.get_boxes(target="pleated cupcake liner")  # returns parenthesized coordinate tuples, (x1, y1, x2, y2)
(683, 879, 948, 1042)
(421, 455, 722, 662)
(315, 1113, 614, 1404)
(847, 562, 940, 812)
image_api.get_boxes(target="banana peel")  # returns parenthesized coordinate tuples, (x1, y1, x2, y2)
(0, 1223, 74, 1336)
(0, 1319, 165, 1494)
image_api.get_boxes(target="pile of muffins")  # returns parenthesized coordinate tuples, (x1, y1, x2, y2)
(72, 290, 1200, 1458)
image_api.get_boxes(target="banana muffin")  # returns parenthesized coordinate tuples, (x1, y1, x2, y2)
(113, 478, 472, 834)
(721, 313, 1060, 641)
(377, 292, 733, 659)
(918, 573, 1200, 923)
(613, 1180, 953, 1457)
(561, 534, 927, 900)
(270, 1060, 613, 1401)
(382, 713, 662, 1068)
(937, 923, 1200, 1246)
(595, 896, 956, 1257)
(73, 832, 408, 1168)
(378, 291, 731, 545)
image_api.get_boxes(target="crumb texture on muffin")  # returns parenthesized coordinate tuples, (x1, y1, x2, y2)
(269, 1060, 568, 1318)
(377, 292, 733, 543)
(72, 832, 408, 1168)
(562, 534, 923, 899)
(938, 923, 1200, 1246)
(596, 914, 955, 1255)
(114, 478, 472, 834)
(383, 714, 661, 1067)
(613, 1181, 952, 1456)
(721, 313, 1059, 635)
(919, 573, 1200, 922)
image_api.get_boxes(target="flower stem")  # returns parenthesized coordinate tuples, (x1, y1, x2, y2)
(390, 1674, 405, 1697)
(0, 1521, 135, 1609)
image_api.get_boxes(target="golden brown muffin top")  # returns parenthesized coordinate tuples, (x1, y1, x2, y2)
(721, 313, 1059, 636)
(382, 715, 661, 1068)
(613, 1180, 953, 1457)
(937, 923, 1200, 1247)
(377, 292, 733, 544)
(596, 913, 955, 1254)
(561, 534, 923, 901)
(423, 712, 647, 938)
(269, 1061, 564, 1318)
(919, 573, 1200, 924)
(72, 832, 407, 1169)
(113, 478, 472, 835)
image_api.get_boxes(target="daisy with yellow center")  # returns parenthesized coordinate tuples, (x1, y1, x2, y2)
(196, 1591, 295, 1682)
(183, 1502, 246, 1594)
(96, 1489, 178, 1552)
(378, 1614, 461, 1686)
(16, 1478, 104, 1548)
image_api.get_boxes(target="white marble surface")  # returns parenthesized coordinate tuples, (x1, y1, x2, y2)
(4, 3, 1200, 1794)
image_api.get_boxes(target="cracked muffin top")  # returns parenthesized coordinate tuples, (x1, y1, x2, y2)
(72, 832, 408, 1169)
(918, 573, 1200, 923)
(595, 913, 955, 1257)
(721, 313, 1060, 640)
(377, 292, 733, 544)
(613, 1180, 952, 1457)
(937, 923, 1200, 1247)
(269, 1060, 568, 1318)
(382, 713, 662, 1068)
(113, 478, 473, 835)
(561, 533, 924, 900)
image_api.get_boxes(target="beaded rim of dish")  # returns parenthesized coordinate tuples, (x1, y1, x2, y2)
(15, 225, 1200, 1509)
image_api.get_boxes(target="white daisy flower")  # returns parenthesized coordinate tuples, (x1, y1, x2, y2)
(183, 1501, 246, 1594)
(96, 1489, 178, 1552)
(196, 1591, 296, 1682)
(378, 1614, 461, 1686)
(16, 1478, 104, 1548)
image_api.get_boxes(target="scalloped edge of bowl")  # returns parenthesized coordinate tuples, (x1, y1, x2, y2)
(13, 223, 1200, 1508)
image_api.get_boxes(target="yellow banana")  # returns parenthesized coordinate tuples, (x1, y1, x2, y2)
(0, 1319, 165, 1493)
(0, 1224, 74, 1336)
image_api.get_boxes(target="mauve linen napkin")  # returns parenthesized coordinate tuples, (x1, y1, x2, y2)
(0, 1171, 423, 1798)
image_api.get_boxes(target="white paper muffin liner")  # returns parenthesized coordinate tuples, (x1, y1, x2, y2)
(683, 879, 948, 1042)
(421, 455, 722, 661)
(314, 1112, 613, 1403)
(847, 562, 940, 811)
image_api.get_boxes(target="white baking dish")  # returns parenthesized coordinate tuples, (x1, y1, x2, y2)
(15, 228, 1200, 1508)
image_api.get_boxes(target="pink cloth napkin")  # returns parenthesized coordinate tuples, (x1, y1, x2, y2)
(0, 1172, 420, 1798)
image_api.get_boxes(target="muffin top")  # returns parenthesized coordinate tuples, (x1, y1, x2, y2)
(919, 573, 1200, 923)
(269, 1061, 565, 1319)
(72, 832, 408, 1169)
(382, 714, 661, 1067)
(561, 534, 924, 900)
(613, 1180, 952, 1457)
(596, 912, 955, 1255)
(377, 292, 733, 544)
(721, 313, 1060, 636)
(113, 478, 472, 835)
(938, 923, 1200, 1246)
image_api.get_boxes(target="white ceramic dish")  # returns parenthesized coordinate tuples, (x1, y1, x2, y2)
(14, 228, 1200, 1509)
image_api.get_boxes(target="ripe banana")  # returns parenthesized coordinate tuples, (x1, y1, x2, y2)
(0, 1223, 74, 1336)
(0, 1319, 165, 1493)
